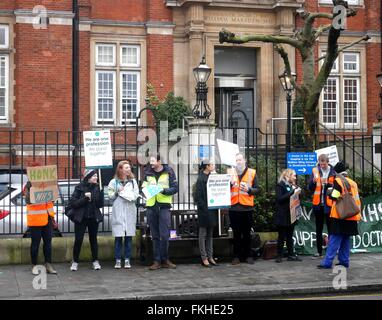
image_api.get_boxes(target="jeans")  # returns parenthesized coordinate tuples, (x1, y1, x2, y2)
(73, 218, 99, 263)
(147, 206, 171, 263)
(199, 227, 213, 260)
(30, 218, 53, 265)
(229, 210, 253, 260)
(321, 234, 350, 268)
(115, 236, 132, 260)
(314, 207, 331, 255)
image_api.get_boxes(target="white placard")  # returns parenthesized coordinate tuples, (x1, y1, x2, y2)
(315, 145, 339, 166)
(217, 139, 240, 167)
(83, 130, 113, 169)
(207, 174, 231, 209)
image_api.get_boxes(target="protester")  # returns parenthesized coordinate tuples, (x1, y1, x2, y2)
(24, 162, 57, 275)
(308, 154, 336, 257)
(69, 169, 104, 271)
(108, 161, 139, 269)
(142, 154, 179, 270)
(318, 161, 361, 269)
(194, 159, 219, 268)
(228, 153, 259, 265)
(274, 169, 302, 263)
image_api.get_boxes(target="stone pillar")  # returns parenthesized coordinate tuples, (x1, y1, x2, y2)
(177, 118, 216, 205)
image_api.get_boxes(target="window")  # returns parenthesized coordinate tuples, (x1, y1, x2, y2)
(343, 78, 359, 125)
(121, 45, 140, 67)
(0, 25, 9, 49)
(320, 0, 360, 5)
(343, 53, 359, 73)
(96, 44, 116, 66)
(322, 78, 339, 125)
(120, 72, 140, 123)
(320, 51, 361, 128)
(0, 55, 9, 122)
(96, 71, 115, 124)
(95, 43, 141, 126)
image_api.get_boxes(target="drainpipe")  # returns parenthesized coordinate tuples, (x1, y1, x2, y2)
(72, 0, 79, 178)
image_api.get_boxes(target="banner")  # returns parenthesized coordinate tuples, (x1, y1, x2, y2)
(27, 165, 59, 204)
(83, 130, 113, 169)
(207, 174, 231, 209)
(294, 194, 382, 255)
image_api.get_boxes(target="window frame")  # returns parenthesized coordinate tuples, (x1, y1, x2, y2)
(343, 77, 360, 127)
(0, 54, 9, 123)
(322, 76, 340, 127)
(0, 25, 9, 49)
(95, 70, 116, 125)
(120, 71, 140, 124)
(343, 52, 360, 74)
(96, 43, 116, 67)
(120, 45, 140, 68)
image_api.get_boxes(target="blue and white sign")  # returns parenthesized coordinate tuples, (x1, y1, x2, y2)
(199, 145, 211, 159)
(287, 152, 317, 175)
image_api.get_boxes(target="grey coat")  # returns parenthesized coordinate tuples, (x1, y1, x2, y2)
(108, 178, 139, 237)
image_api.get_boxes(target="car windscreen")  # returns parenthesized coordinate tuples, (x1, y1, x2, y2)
(1, 186, 17, 201)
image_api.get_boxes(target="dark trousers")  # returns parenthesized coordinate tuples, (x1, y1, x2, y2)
(315, 207, 331, 255)
(30, 218, 53, 265)
(321, 234, 350, 268)
(147, 206, 171, 263)
(277, 225, 295, 257)
(73, 218, 99, 263)
(229, 210, 253, 260)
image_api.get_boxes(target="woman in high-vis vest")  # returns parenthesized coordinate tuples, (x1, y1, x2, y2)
(308, 154, 336, 257)
(318, 161, 361, 269)
(25, 179, 57, 275)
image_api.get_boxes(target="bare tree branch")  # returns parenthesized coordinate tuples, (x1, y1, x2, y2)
(219, 29, 303, 49)
(314, 24, 332, 39)
(316, 34, 370, 62)
(274, 44, 303, 96)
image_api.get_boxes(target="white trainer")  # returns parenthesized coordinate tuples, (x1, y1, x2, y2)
(114, 260, 122, 269)
(70, 262, 78, 271)
(124, 259, 131, 269)
(92, 260, 101, 270)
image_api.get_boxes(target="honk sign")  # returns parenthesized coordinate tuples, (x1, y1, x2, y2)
(27, 165, 59, 204)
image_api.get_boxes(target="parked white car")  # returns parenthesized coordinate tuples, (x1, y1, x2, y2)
(0, 180, 113, 235)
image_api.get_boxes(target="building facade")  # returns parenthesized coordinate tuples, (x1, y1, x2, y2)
(0, 0, 381, 169)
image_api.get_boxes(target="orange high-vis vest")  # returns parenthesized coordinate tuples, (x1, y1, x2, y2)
(26, 202, 55, 227)
(231, 168, 256, 206)
(330, 176, 361, 221)
(312, 167, 334, 207)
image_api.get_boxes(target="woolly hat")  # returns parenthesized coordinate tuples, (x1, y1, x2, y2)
(334, 161, 347, 174)
(83, 168, 97, 181)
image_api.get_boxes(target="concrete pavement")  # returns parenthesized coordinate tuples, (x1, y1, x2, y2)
(1, 253, 382, 300)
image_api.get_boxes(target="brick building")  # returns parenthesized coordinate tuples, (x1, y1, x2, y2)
(0, 0, 381, 175)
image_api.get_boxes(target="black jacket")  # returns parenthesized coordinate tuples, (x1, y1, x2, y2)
(274, 180, 297, 227)
(68, 181, 104, 224)
(195, 171, 218, 228)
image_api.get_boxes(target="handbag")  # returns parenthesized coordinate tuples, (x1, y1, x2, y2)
(335, 175, 360, 220)
(64, 205, 76, 222)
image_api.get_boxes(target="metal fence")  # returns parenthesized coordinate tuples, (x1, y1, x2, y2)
(0, 125, 381, 235)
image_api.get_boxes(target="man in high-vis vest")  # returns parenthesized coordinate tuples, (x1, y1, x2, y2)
(25, 180, 57, 275)
(228, 153, 259, 265)
(318, 161, 361, 269)
(142, 154, 179, 270)
(308, 154, 336, 257)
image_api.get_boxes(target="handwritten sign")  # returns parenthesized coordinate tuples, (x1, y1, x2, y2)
(27, 165, 59, 204)
(290, 188, 302, 224)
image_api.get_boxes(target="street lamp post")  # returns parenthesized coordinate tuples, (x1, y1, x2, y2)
(278, 70, 297, 153)
(377, 73, 382, 120)
(192, 56, 212, 119)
